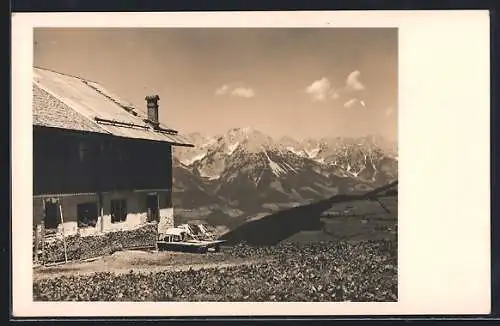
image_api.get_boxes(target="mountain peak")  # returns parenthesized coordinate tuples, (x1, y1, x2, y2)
(175, 129, 398, 183)
(227, 126, 258, 136)
(240, 126, 253, 133)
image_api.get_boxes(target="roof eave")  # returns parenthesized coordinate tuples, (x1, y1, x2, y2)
(33, 125, 195, 147)
(170, 142, 195, 148)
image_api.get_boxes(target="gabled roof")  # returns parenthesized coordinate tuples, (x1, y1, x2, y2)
(32, 67, 194, 147)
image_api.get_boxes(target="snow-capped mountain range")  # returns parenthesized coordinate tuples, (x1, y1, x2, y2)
(175, 127, 397, 179)
(172, 127, 397, 229)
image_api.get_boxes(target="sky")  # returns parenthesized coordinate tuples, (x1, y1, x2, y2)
(33, 28, 398, 141)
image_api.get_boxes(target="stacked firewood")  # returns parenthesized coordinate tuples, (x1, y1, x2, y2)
(37, 223, 158, 264)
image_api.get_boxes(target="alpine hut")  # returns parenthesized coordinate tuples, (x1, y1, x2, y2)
(32, 67, 194, 239)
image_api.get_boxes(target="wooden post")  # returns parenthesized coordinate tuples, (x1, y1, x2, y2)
(34, 225, 39, 264)
(98, 193, 104, 233)
(155, 225, 159, 252)
(40, 220, 45, 265)
(41, 199, 46, 265)
(58, 199, 68, 264)
(155, 193, 159, 251)
(156, 193, 160, 222)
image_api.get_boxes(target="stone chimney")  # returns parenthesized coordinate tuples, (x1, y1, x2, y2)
(145, 95, 160, 128)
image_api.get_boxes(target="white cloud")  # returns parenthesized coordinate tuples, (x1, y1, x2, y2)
(215, 84, 255, 98)
(343, 98, 368, 109)
(345, 70, 365, 91)
(305, 71, 365, 103)
(343, 98, 358, 108)
(305, 77, 333, 102)
(231, 87, 255, 98)
(215, 84, 230, 96)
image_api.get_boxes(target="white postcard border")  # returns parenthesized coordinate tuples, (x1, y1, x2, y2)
(11, 10, 491, 317)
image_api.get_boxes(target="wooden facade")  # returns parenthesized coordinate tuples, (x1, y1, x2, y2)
(33, 126, 177, 234)
(33, 126, 173, 196)
(32, 67, 193, 236)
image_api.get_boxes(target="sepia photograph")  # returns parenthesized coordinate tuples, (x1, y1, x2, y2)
(11, 10, 490, 317)
(31, 27, 398, 302)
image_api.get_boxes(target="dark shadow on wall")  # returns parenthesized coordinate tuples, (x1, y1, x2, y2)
(219, 180, 398, 246)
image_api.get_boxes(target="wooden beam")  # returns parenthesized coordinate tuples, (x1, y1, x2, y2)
(94, 116, 149, 130)
(98, 192, 104, 233)
(33, 192, 97, 199)
(57, 199, 68, 264)
(41, 200, 46, 265)
(34, 225, 39, 264)
(40, 220, 45, 265)
(133, 189, 170, 193)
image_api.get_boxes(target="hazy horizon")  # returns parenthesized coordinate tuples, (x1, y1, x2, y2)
(34, 28, 398, 142)
(183, 126, 396, 145)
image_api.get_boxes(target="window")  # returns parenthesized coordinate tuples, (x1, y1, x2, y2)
(77, 202, 98, 228)
(44, 199, 61, 229)
(111, 199, 128, 223)
(146, 194, 159, 222)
